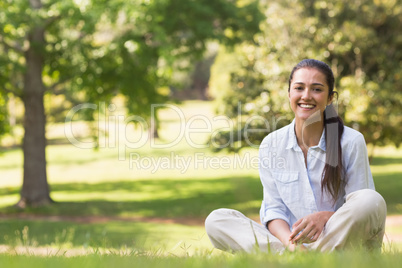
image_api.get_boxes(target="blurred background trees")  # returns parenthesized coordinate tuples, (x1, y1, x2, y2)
(209, 0, 402, 152)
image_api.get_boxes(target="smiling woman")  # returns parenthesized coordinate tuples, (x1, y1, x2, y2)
(205, 59, 387, 254)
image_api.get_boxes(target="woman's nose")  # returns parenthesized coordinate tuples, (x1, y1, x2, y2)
(301, 88, 311, 100)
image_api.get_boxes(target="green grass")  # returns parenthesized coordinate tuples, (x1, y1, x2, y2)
(0, 176, 261, 218)
(370, 147, 402, 215)
(0, 251, 402, 267)
(0, 100, 402, 265)
(0, 219, 210, 256)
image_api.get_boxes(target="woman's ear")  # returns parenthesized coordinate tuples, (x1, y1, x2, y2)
(328, 91, 336, 105)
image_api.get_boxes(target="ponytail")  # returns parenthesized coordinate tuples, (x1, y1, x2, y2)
(321, 103, 345, 203)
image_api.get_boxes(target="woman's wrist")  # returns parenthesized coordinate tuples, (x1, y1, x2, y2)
(320, 211, 335, 223)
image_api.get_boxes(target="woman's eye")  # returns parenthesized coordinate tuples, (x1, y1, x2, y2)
(295, 87, 303, 90)
(314, 88, 323, 92)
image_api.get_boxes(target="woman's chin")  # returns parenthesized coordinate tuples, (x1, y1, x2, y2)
(295, 110, 324, 124)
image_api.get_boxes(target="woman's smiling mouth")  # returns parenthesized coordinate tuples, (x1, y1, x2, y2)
(298, 103, 316, 109)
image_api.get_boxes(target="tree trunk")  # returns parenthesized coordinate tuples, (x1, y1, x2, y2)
(16, 1, 52, 208)
(149, 118, 160, 139)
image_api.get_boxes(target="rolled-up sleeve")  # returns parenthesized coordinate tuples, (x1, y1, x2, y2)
(343, 133, 375, 196)
(259, 136, 291, 228)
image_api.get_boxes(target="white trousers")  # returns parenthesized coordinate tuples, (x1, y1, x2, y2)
(205, 189, 387, 253)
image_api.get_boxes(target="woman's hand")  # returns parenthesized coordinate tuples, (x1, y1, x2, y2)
(289, 211, 334, 244)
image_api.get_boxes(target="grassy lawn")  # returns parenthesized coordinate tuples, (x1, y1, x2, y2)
(0, 219, 211, 257)
(0, 100, 401, 266)
(1, 251, 402, 268)
(370, 146, 402, 215)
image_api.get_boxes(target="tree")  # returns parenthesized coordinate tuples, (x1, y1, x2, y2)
(209, 0, 402, 152)
(0, 0, 263, 207)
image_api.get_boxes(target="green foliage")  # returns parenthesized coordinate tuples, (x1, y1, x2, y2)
(210, 0, 402, 150)
(0, 0, 263, 118)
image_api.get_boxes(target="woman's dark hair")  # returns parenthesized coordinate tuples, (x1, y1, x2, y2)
(288, 59, 345, 202)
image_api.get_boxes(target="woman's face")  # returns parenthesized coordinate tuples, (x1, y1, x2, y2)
(288, 67, 333, 122)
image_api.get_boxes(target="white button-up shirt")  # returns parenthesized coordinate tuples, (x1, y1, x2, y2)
(259, 120, 375, 228)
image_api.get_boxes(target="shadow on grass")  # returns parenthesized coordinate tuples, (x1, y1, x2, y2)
(374, 171, 402, 214)
(1, 176, 263, 219)
(0, 218, 182, 249)
(0, 176, 261, 250)
(371, 156, 402, 166)
(2, 168, 402, 218)
(0, 187, 19, 196)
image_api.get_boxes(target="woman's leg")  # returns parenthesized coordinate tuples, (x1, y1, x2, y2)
(309, 189, 387, 252)
(205, 208, 285, 254)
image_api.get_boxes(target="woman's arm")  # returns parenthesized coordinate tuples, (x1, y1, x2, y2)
(267, 219, 292, 246)
(268, 219, 308, 251)
(259, 136, 292, 228)
(344, 133, 375, 195)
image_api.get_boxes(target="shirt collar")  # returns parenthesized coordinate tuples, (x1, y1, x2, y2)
(286, 119, 326, 152)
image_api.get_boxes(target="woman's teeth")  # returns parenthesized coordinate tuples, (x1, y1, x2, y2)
(299, 104, 315, 108)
